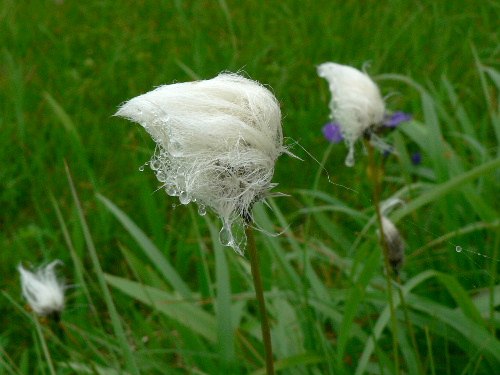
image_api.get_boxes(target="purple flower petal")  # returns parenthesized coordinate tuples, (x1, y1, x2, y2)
(411, 152, 422, 165)
(322, 122, 344, 143)
(382, 112, 412, 128)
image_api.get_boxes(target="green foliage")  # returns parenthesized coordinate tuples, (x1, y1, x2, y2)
(1, 0, 499, 374)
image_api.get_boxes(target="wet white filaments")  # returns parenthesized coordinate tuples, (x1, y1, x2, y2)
(115, 73, 284, 255)
(18, 260, 65, 319)
(317, 62, 386, 167)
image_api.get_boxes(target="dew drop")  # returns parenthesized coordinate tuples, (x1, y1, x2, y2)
(176, 174, 186, 190)
(156, 170, 167, 183)
(219, 225, 233, 247)
(198, 204, 206, 216)
(455, 246, 462, 253)
(179, 191, 191, 205)
(139, 165, 145, 172)
(166, 185, 178, 196)
(345, 147, 355, 167)
(150, 160, 161, 171)
(169, 140, 183, 157)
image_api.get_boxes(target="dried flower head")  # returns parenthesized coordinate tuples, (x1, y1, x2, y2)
(380, 216, 405, 274)
(116, 73, 284, 254)
(18, 260, 65, 318)
(317, 62, 385, 166)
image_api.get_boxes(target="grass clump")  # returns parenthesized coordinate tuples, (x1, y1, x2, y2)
(1, 1, 499, 374)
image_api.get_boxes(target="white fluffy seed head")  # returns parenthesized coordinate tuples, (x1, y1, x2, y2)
(18, 260, 65, 317)
(317, 62, 385, 166)
(115, 73, 284, 255)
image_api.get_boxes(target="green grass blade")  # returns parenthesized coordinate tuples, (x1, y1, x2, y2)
(392, 158, 500, 222)
(43, 92, 81, 141)
(206, 218, 235, 365)
(96, 193, 192, 298)
(49, 193, 98, 318)
(104, 274, 217, 343)
(355, 270, 437, 375)
(336, 247, 380, 363)
(397, 326, 420, 375)
(435, 273, 484, 325)
(250, 353, 324, 375)
(65, 164, 139, 375)
(408, 294, 500, 363)
(252, 204, 302, 289)
(33, 317, 56, 375)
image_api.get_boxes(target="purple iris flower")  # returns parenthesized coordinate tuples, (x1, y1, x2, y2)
(322, 122, 344, 143)
(411, 152, 422, 165)
(382, 112, 412, 128)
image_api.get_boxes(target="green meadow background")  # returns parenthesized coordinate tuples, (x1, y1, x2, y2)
(1, 0, 499, 374)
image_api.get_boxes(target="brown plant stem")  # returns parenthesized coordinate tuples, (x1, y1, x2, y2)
(366, 141, 400, 374)
(246, 226, 275, 375)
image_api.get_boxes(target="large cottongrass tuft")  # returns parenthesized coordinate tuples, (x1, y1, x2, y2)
(116, 73, 284, 254)
(18, 260, 65, 318)
(317, 62, 385, 166)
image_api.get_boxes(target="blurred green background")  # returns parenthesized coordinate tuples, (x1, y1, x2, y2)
(1, 0, 499, 374)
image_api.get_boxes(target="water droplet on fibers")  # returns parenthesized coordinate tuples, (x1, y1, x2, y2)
(219, 225, 232, 246)
(456, 246, 462, 253)
(156, 170, 167, 182)
(166, 185, 178, 196)
(150, 160, 161, 170)
(198, 204, 206, 216)
(176, 174, 186, 190)
(169, 140, 183, 156)
(345, 147, 355, 167)
(179, 191, 190, 205)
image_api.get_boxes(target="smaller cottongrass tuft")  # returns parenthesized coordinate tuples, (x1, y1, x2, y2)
(18, 260, 65, 319)
(317, 62, 386, 166)
(115, 73, 285, 255)
(379, 216, 405, 275)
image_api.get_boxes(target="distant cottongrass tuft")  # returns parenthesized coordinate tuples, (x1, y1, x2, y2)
(317, 62, 385, 166)
(380, 216, 405, 274)
(116, 73, 285, 255)
(18, 260, 65, 318)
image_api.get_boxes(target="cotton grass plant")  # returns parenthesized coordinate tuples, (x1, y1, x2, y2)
(116, 72, 284, 374)
(317, 62, 386, 166)
(2, 3, 500, 373)
(317, 62, 415, 371)
(18, 260, 65, 320)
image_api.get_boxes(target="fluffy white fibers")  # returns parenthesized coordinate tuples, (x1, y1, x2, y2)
(116, 73, 284, 255)
(317, 62, 385, 166)
(18, 260, 65, 317)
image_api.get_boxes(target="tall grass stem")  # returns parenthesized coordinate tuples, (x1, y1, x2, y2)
(366, 141, 400, 374)
(34, 318, 56, 375)
(65, 163, 140, 375)
(246, 226, 275, 375)
(490, 229, 500, 333)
